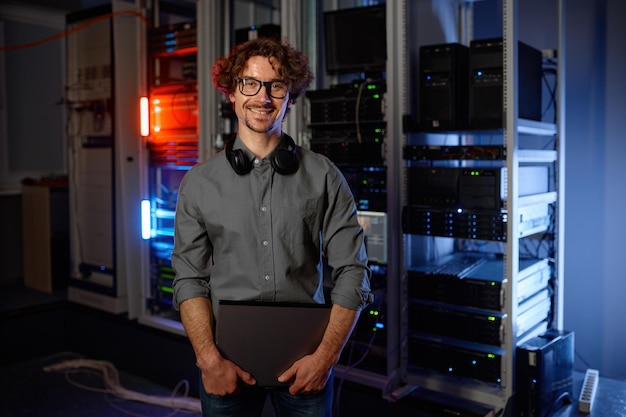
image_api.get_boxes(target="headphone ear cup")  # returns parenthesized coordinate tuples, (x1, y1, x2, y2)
(225, 139, 253, 175)
(271, 135, 299, 175)
(231, 148, 253, 175)
(272, 148, 299, 175)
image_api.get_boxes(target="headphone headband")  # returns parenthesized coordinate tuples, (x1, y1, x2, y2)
(225, 135, 299, 175)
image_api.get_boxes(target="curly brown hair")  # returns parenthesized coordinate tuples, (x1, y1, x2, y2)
(212, 37, 314, 105)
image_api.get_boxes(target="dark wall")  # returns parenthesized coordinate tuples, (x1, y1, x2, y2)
(0, 195, 24, 288)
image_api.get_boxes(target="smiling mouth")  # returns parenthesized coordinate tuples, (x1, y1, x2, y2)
(249, 106, 273, 115)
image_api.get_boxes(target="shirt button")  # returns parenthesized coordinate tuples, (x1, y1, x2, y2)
(261, 206, 267, 212)
(264, 275, 270, 281)
(254, 158, 260, 164)
(262, 240, 269, 246)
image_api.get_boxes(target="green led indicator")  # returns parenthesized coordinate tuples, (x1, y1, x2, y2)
(160, 286, 173, 294)
(490, 281, 496, 286)
(487, 353, 496, 359)
(373, 94, 380, 99)
(375, 128, 382, 133)
(367, 84, 376, 90)
(487, 316, 496, 321)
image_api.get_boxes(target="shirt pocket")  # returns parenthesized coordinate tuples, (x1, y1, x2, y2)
(278, 198, 321, 246)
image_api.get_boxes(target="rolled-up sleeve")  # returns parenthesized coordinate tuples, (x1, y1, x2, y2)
(171, 172, 212, 310)
(323, 168, 372, 311)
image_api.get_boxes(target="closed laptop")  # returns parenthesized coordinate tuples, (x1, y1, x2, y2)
(215, 300, 332, 387)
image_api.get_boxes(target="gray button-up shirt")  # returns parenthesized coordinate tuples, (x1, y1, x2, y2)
(171, 137, 372, 320)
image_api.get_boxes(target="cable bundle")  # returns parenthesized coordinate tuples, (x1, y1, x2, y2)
(43, 359, 201, 413)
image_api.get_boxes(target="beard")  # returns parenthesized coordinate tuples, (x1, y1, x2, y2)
(242, 106, 282, 134)
(244, 118, 273, 134)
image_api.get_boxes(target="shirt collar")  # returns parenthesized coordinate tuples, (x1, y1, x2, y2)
(233, 136, 256, 163)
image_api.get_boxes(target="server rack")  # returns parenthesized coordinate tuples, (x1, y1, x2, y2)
(306, 79, 392, 388)
(394, 0, 566, 413)
(139, 19, 198, 333)
(136, 0, 264, 334)
(303, 1, 407, 395)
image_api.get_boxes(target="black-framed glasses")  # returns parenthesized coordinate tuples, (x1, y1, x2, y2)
(236, 77, 289, 99)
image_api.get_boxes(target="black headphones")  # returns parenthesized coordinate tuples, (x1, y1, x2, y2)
(225, 134, 299, 175)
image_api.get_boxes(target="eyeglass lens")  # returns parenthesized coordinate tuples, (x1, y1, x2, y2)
(238, 78, 288, 98)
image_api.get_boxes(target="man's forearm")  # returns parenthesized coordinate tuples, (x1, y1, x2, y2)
(181, 296, 257, 393)
(315, 303, 360, 366)
(179, 297, 220, 367)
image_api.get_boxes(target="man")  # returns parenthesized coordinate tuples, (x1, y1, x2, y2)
(171, 37, 372, 417)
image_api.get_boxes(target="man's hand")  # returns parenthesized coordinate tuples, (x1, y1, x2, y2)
(179, 297, 256, 395)
(278, 303, 360, 395)
(277, 352, 332, 395)
(199, 349, 257, 396)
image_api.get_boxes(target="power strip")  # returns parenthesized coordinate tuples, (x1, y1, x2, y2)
(578, 368, 599, 413)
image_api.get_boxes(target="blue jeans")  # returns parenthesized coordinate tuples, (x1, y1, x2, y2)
(199, 371, 334, 417)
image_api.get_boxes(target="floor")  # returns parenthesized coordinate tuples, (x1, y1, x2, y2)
(0, 353, 473, 417)
(0, 285, 489, 417)
(2, 353, 482, 417)
(0, 353, 201, 417)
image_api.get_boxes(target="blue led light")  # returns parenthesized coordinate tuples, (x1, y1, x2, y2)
(141, 199, 152, 240)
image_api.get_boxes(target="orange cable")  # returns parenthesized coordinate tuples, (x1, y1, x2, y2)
(0, 10, 150, 51)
